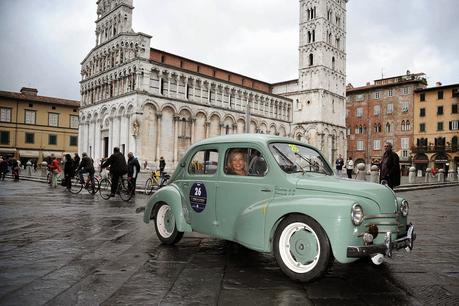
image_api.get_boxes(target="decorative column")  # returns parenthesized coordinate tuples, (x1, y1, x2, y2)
(95, 119, 102, 160)
(108, 117, 114, 152)
(85, 121, 90, 154)
(205, 121, 210, 138)
(220, 123, 225, 135)
(155, 112, 162, 161)
(173, 116, 179, 162)
(191, 118, 196, 144)
(78, 121, 84, 154)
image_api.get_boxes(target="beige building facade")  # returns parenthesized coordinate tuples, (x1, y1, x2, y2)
(413, 83, 459, 173)
(0, 87, 80, 164)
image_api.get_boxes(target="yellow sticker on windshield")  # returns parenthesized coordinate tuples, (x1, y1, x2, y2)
(288, 144, 299, 153)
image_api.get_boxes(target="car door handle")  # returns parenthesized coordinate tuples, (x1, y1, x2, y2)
(261, 189, 272, 192)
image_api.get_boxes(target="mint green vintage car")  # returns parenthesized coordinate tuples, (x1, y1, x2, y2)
(143, 134, 415, 282)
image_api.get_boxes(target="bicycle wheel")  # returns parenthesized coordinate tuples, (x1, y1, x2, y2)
(119, 178, 133, 202)
(68, 176, 83, 194)
(99, 178, 112, 200)
(144, 178, 154, 195)
(86, 177, 100, 194)
(93, 177, 100, 193)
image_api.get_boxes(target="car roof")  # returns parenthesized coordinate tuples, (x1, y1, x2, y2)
(190, 134, 314, 149)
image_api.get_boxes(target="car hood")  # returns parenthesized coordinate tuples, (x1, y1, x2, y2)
(294, 175, 397, 212)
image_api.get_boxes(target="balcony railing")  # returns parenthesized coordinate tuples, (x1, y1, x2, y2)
(411, 145, 458, 154)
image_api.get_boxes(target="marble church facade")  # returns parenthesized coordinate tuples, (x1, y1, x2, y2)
(79, 0, 347, 169)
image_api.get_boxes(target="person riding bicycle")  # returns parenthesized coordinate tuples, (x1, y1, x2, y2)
(101, 147, 128, 197)
(127, 152, 140, 195)
(76, 152, 95, 187)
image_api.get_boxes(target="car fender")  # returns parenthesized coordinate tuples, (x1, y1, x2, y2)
(143, 184, 192, 233)
(234, 195, 363, 263)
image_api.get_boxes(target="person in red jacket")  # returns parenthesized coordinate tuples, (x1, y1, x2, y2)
(48, 154, 61, 188)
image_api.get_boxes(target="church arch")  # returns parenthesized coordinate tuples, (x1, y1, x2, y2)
(158, 106, 175, 163)
(209, 113, 221, 137)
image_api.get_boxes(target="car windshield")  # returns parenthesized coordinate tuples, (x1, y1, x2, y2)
(269, 143, 333, 175)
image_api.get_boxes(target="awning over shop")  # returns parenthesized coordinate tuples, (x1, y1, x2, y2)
(0, 148, 17, 153)
(18, 150, 40, 157)
(413, 159, 429, 164)
(434, 153, 449, 164)
(413, 153, 429, 164)
(42, 151, 63, 158)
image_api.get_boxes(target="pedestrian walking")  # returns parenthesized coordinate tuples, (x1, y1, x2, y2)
(48, 154, 61, 188)
(335, 154, 344, 176)
(345, 157, 354, 179)
(379, 142, 400, 189)
(11, 159, 20, 181)
(0, 157, 8, 181)
(159, 156, 166, 174)
(101, 147, 128, 197)
(63, 154, 75, 190)
(127, 152, 140, 195)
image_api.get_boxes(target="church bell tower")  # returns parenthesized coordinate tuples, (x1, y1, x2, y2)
(294, 0, 348, 161)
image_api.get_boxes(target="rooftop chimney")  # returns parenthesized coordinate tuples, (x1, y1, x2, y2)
(20, 87, 38, 96)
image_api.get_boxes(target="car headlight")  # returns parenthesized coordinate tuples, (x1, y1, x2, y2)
(400, 199, 409, 217)
(351, 203, 364, 226)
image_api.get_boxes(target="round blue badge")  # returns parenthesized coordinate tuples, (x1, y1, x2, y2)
(189, 182, 207, 213)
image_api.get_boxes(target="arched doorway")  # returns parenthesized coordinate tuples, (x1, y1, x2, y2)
(413, 153, 428, 175)
(433, 152, 450, 172)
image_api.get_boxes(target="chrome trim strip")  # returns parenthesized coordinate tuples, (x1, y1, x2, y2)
(365, 213, 396, 219)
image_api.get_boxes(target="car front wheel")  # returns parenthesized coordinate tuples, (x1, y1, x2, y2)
(154, 202, 183, 245)
(274, 214, 331, 282)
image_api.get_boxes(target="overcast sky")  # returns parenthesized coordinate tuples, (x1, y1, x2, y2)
(0, 0, 458, 101)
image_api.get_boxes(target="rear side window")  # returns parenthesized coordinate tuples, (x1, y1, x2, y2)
(188, 149, 219, 175)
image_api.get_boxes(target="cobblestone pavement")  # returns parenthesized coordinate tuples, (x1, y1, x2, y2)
(0, 179, 458, 305)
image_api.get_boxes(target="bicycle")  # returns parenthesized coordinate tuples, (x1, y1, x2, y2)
(67, 172, 100, 194)
(144, 170, 170, 195)
(99, 175, 133, 201)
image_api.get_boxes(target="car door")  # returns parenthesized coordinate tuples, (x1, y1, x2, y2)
(215, 146, 273, 239)
(177, 147, 220, 236)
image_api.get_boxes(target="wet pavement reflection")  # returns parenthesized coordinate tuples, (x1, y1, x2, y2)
(0, 180, 458, 305)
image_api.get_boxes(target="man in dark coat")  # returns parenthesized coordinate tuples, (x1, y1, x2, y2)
(0, 157, 8, 181)
(380, 142, 400, 189)
(101, 147, 127, 197)
(127, 152, 140, 195)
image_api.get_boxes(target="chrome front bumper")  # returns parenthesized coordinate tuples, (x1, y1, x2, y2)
(347, 223, 416, 258)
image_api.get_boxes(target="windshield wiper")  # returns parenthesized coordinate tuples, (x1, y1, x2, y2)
(294, 152, 329, 175)
(272, 145, 304, 173)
